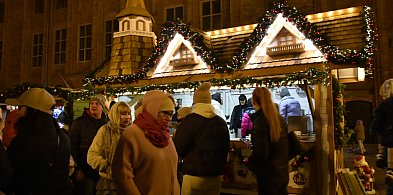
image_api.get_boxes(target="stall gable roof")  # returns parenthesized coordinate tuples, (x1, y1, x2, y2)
(207, 24, 256, 64)
(244, 13, 326, 70)
(148, 32, 211, 78)
(83, 2, 376, 88)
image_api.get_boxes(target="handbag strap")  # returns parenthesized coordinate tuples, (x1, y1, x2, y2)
(194, 117, 210, 145)
(181, 117, 210, 159)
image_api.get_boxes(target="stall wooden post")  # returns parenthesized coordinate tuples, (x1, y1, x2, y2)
(326, 75, 336, 195)
(314, 73, 335, 195)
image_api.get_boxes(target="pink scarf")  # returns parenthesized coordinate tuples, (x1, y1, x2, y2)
(133, 109, 170, 148)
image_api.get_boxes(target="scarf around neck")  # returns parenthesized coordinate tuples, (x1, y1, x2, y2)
(133, 109, 170, 148)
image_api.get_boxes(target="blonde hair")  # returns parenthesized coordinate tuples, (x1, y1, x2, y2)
(108, 101, 131, 128)
(252, 87, 282, 142)
(380, 79, 393, 99)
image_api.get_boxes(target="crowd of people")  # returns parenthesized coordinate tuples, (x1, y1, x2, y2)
(0, 82, 296, 195)
(4, 79, 393, 194)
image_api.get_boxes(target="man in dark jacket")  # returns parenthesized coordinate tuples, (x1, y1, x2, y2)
(68, 95, 108, 195)
(230, 94, 247, 138)
(173, 82, 230, 195)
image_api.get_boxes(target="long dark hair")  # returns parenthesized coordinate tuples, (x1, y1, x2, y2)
(252, 87, 282, 142)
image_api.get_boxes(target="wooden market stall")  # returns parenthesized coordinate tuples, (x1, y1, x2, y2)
(84, 1, 378, 194)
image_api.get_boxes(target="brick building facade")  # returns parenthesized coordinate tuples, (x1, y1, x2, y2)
(0, 0, 391, 135)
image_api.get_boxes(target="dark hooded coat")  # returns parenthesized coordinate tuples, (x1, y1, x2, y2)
(8, 111, 70, 195)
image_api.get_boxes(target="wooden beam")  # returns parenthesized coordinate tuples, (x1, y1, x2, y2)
(326, 74, 336, 195)
(303, 80, 315, 119)
(102, 63, 332, 88)
(313, 83, 323, 194)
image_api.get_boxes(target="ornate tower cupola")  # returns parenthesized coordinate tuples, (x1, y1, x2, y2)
(109, 0, 156, 76)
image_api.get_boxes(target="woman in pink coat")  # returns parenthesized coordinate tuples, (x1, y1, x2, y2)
(111, 90, 180, 195)
(241, 98, 255, 138)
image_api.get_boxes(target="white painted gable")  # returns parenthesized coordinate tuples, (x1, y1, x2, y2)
(150, 33, 210, 78)
(114, 16, 155, 39)
(245, 13, 326, 69)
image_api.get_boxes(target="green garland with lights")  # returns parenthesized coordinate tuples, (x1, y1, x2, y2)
(232, 1, 378, 75)
(90, 67, 328, 94)
(0, 83, 102, 126)
(333, 77, 354, 149)
(84, 18, 221, 87)
(83, 0, 377, 87)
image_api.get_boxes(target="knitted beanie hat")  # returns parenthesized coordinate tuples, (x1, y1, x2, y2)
(90, 94, 107, 110)
(193, 82, 212, 104)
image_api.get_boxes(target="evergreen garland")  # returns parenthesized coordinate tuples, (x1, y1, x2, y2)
(90, 67, 328, 94)
(232, 1, 378, 72)
(83, 0, 377, 87)
(332, 77, 353, 149)
(0, 83, 99, 126)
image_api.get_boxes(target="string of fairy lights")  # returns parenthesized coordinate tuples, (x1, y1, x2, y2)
(0, 0, 378, 100)
(0, 1, 377, 151)
(82, 0, 377, 89)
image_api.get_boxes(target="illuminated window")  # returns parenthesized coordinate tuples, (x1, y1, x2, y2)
(136, 20, 145, 31)
(54, 28, 66, 64)
(181, 48, 192, 59)
(170, 44, 196, 66)
(79, 24, 92, 62)
(278, 34, 296, 46)
(201, 0, 221, 30)
(32, 33, 43, 67)
(166, 6, 183, 22)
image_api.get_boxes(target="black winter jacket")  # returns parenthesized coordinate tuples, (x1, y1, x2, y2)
(370, 97, 393, 138)
(8, 114, 70, 195)
(68, 109, 107, 181)
(249, 109, 288, 175)
(174, 113, 230, 176)
(230, 104, 247, 130)
(0, 139, 12, 193)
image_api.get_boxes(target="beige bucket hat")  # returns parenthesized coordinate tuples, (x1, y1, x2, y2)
(5, 88, 56, 114)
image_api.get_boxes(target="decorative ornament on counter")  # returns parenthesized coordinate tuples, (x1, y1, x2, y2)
(353, 155, 375, 192)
